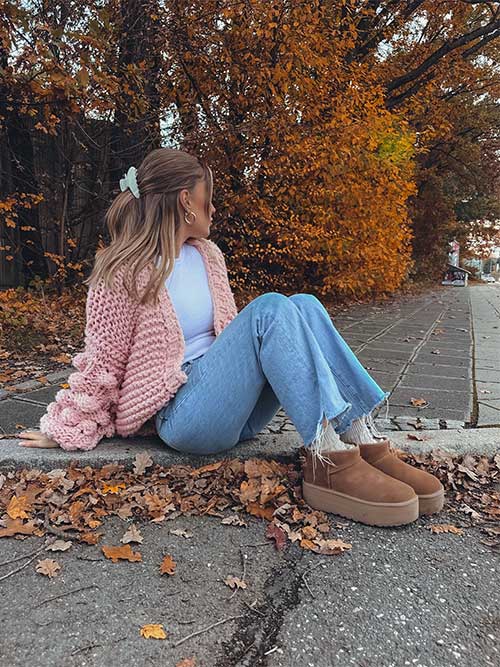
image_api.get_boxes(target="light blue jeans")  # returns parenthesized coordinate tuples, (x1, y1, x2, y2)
(155, 293, 390, 456)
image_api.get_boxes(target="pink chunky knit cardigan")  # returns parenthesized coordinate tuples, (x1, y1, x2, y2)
(39, 238, 238, 451)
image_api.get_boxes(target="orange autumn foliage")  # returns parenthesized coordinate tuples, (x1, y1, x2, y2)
(1, 1, 499, 298)
(167, 1, 418, 298)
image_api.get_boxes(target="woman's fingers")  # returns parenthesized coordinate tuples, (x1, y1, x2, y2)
(19, 439, 60, 448)
(17, 430, 60, 448)
(18, 430, 41, 446)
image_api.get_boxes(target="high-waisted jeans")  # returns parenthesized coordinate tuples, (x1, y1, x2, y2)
(155, 292, 390, 457)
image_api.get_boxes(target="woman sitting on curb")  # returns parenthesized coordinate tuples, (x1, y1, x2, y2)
(17, 148, 444, 527)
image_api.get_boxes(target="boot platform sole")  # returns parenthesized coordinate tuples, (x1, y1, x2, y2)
(302, 481, 419, 527)
(418, 488, 445, 515)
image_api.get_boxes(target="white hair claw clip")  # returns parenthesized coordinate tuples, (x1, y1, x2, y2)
(119, 166, 140, 198)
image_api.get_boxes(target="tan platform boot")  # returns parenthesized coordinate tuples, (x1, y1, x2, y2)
(301, 446, 418, 527)
(358, 441, 445, 515)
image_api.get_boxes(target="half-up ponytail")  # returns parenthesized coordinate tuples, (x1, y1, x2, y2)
(84, 148, 211, 306)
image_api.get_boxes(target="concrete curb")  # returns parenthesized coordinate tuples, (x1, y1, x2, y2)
(380, 427, 500, 457)
(1, 429, 499, 471)
(0, 433, 305, 472)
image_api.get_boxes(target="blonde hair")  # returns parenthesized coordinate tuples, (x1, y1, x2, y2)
(84, 148, 213, 306)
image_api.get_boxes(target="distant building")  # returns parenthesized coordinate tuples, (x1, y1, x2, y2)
(462, 257, 482, 277)
(462, 246, 500, 276)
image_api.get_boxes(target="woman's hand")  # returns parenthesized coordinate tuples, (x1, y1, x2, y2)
(17, 430, 61, 448)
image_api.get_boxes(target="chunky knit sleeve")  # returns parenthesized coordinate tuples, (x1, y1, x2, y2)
(39, 267, 139, 451)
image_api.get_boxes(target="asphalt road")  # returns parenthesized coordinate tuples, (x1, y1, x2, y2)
(0, 510, 497, 667)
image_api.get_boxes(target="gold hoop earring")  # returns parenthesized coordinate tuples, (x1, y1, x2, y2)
(184, 210, 196, 225)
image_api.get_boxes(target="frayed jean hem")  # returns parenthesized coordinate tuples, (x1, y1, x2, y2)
(304, 400, 353, 449)
(335, 390, 391, 435)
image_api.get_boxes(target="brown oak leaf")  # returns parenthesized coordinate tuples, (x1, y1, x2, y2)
(36, 558, 61, 578)
(428, 524, 464, 535)
(224, 575, 247, 590)
(102, 544, 142, 563)
(0, 518, 37, 538)
(120, 524, 143, 544)
(6, 495, 31, 520)
(159, 554, 176, 575)
(133, 452, 154, 475)
(140, 624, 167, 639)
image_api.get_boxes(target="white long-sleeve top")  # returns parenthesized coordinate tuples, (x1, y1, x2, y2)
(159, 243, 216, 363)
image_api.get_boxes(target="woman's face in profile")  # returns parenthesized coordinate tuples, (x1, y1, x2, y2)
(183, 178, 215, 237)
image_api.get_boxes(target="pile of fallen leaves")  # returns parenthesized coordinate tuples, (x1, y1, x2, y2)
(0, 285, 87, 387)
(399, 449, 500, 547)
(0, 452, 352, 558)
(1, 448, 498, 561)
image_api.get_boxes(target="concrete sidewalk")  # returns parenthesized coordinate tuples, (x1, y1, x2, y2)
(1, 284, 499, 667)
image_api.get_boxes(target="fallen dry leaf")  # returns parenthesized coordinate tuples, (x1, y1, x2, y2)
(79, 532, 102, 545)
(224, 575, 247, 590)
(6, 495, 30, 520)
(102, 483, 126, 495)
(279, 524, 302, 542)
(46, 540, 72, 552)
(191, 461, 224, 477)
(314, 538, 352, 555)
(175, 658, 196, 667)
(51, 353, 72, 364)
(120, 524, 143, 544)
(36, 558, 61, 578)
(246, 502, 275, 521)
(0, 518, 37, 538)
(457, 463, 479, 482)
(410, 397, 429, 407)
(302, 525, 318, 540)
(140, 624, 167, 639)
(428, 524, 464, 535)
(102, 544, 142, 563)
(133, 452, 154, 475)
(221, 515, 246, 527)
(160, 554, 176, 575)
(169, 528, 194, 538)
(461, 504, 482, 520)
(300, 538, 317, 551)
(266, 522, 287, 550)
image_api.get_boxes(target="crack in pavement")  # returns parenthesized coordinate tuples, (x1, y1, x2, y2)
(218, 546, 307, 666)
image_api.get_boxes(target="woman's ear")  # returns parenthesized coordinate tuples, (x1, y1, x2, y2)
(179, 188, 190, 211)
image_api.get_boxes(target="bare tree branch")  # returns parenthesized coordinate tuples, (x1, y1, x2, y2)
(386, 70, 436, 109)
(461, 27, 500, 56)
(345, 0, 426, 63)
(386, 18, 500, 97)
